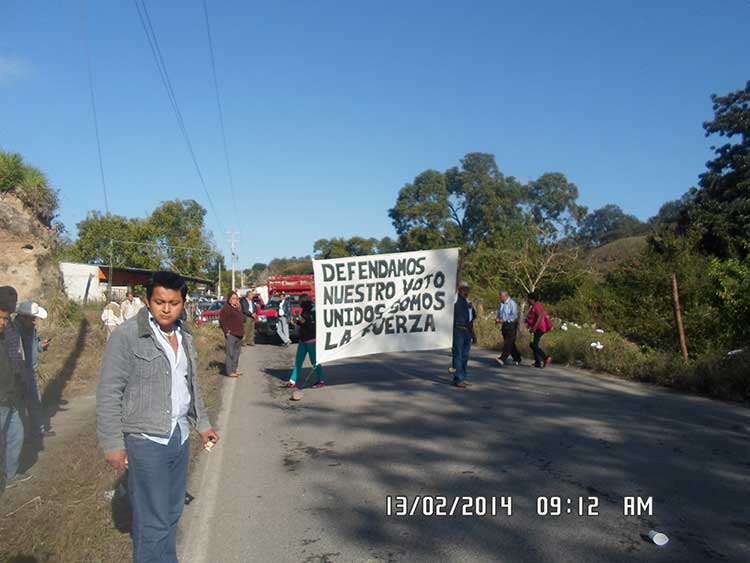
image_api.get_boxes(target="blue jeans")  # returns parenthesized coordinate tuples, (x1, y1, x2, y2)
(0, 405, 25, 482)
(125, 426, 189, 563)
(452, 327, 472, 382)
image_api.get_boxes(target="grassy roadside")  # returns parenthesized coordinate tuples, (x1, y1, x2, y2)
(0, 308, 226, 563)
(474, 316, 750, 401)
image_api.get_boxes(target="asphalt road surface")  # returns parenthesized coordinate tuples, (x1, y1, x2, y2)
(179, 343, 749, 563)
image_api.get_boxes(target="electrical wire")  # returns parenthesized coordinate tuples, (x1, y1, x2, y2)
(202, 0, 240, 226)
(82, 0, 110, 214)
(132, 0, 224, 236)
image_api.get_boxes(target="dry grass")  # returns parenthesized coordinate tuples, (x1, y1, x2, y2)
(0, 311, 226, 563)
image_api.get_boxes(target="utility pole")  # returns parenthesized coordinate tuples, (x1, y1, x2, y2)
(108, 239, 114, 301)
(671, 273, 689, 362)
(217, 260, 222, 298)
(226, 229, 239, 292)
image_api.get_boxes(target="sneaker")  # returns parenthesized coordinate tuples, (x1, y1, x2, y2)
(42, 430, 56, 438)
(544, 357, 552, 367)
(7, 472, 33, 488)
(513, 361, 523, 367)
(312, 381, 326, 389)
(285, 381, 296, 388)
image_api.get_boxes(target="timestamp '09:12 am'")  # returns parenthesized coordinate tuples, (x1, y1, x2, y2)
(386, 496, 513, 517)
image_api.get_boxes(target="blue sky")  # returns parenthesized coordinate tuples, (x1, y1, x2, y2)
(1, 0, 748, 266)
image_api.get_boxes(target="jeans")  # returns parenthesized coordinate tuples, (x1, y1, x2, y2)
(126, 426, 189, 563)
(25, 372, 48, 435)
(531, 330, 549, 367)
(452, 327, 472, 382)
(276, 316, 291, 345)
(0, 405, 25, 483)
(289, 341, 323, 385)
(225, 334, 242, 374)
(499, 322, 522, 363)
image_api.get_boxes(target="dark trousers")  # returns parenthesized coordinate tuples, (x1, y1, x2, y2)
(452, 327, 472, 382)
(225, 334, 242, 373)
(244, 317, 255, 346)
(125, 426, 189, 563)
(531, 330, 549, 367)
(499, 322, 522, 362)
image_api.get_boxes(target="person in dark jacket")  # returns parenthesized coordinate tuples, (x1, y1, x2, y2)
(219, 292, 245, 377)
(239, 291, 256, 347)
(452, 281, 477, 388)
(286, 294, 323, 388)
(1, 286, 32, 492)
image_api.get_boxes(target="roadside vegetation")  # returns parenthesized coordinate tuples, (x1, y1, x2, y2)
(0, 305, 225, 563)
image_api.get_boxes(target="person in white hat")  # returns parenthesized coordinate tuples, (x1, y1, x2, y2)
(15, 301, 54, 439)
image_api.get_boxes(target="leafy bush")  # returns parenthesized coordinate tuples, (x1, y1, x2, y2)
(0, 149, 59, 225)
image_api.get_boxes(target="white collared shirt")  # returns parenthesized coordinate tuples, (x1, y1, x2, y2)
(142, 312, 191, 446)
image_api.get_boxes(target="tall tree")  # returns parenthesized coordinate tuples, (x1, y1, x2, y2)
(579, 204, 645, 247)
(688, 81, 750, 258)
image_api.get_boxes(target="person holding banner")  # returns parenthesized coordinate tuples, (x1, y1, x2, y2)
(286, 294, 324, 389)
(452, 281, 477, 388)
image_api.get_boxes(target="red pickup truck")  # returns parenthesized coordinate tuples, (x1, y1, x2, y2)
(254, 275, 314, 342)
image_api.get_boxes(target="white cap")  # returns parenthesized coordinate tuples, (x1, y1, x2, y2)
(16, 301, 48, 320)
(458, 281, 470, 289)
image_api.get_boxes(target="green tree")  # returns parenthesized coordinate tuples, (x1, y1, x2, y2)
(312, 236, 397, 259)
(579, 204, 646, 246)
(148, 199, 215, 276)
(687, 81, 750, 258)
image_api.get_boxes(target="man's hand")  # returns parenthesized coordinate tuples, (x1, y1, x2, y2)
(495, 319, 503, 325)
(200, 429, 219, 447)
(105, 449, 128, 472)
(41, 339, 50, 350)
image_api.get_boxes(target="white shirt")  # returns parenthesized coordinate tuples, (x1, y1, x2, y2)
(121, 299, 139, 320)
(142, 312, 191, 446)
(278, 298, 286, 317)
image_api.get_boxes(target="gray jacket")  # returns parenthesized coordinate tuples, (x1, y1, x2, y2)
(96, 306, 212, 453)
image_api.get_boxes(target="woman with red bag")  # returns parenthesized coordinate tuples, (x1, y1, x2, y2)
(526, 292, 553, 368)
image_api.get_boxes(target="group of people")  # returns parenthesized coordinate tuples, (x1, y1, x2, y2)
(0, 286, 53, 493)
(451, 283, 553, 388)
(218, 290, 324, 387)
(101, 291, 147, 338)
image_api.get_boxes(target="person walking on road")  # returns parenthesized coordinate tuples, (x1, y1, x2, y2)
(526, 292, 553, 368)
(495, 289, 522, 367)
(286, 294, 324, 389)
(239, 291, 256, 347)
(96, 271, 218, 563)
(219, 292, 245, 377)
(15, 301, 54, 439)
(276, 292, 292, 347)
(452, 281, 477, 388)
(0, 286, 33, 493)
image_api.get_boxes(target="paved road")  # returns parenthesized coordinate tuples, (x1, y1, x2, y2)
(179, 344, 749, 563)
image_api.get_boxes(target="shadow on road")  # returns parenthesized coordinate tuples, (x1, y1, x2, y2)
(264, 347, 750, 562)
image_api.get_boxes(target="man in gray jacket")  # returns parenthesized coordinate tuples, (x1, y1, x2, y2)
(97, 272, 218, 563)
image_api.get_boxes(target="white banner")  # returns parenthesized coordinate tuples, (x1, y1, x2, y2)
(313, 248, 459, 364)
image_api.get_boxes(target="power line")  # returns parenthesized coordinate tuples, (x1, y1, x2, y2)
(82, 0, 110, 214)
(110, 238, 217, 254)
(132, 0, 224, 238)
(202, 0, 240, 226)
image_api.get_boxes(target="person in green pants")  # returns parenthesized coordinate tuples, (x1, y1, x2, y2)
(285, 295, 324, 388)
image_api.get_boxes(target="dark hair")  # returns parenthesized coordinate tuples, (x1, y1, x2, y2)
(527, 291, 540, 301)
(146, 271, 188, 301)
(0, 286, 18, 313)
